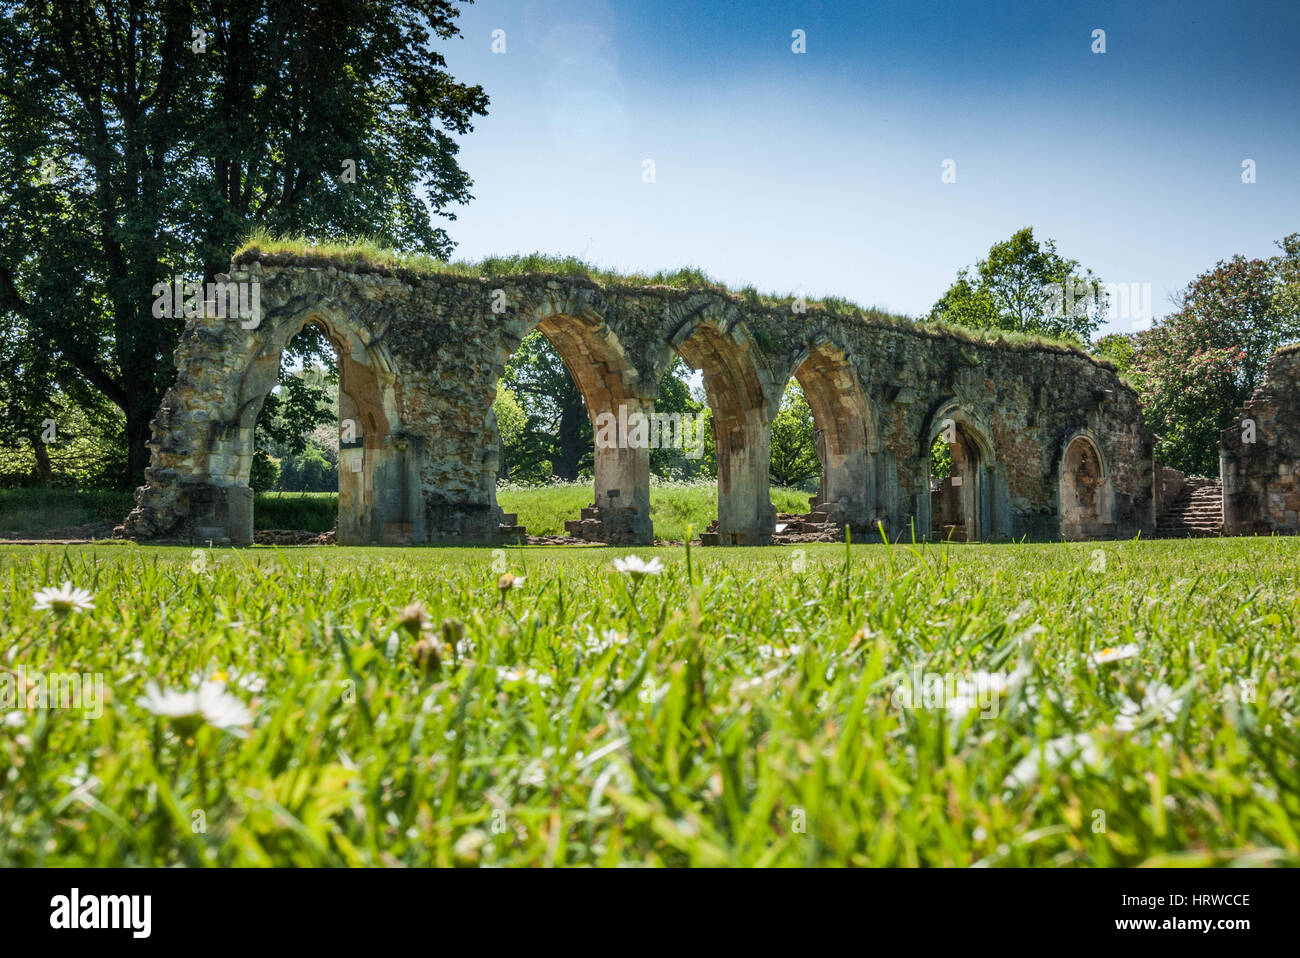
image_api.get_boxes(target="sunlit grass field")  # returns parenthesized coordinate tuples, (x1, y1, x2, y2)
(497, 479, 813, 540)
(1, 537, 1297, 866)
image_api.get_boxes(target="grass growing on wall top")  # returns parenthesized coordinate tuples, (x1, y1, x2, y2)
(233, 230, 1104, 360)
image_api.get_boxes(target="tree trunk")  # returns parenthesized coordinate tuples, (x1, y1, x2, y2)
(554, 397, 585, 480)
(125, 414, 153, 490)
(32, 438, 52, 487)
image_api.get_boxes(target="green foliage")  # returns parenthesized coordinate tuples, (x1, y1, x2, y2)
(500, 330, 591, 483)
(249, 450, 281, 492)
(0, 393, 127, 489)
(1133, 242, 1299, 475)
(1090, 332, 1138, 382)
(929, 436, 952, 482)
(277, 443, 337, 493)
(4, 537, 1300, 866)
(0, 1, 488, 485)
(768, 380, 820, 488)
(929, 227, 1107, 343)
(253, 492, 337, 532)
(256, 326, 339, 457)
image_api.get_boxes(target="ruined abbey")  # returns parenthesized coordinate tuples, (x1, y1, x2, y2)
(117, 248, 1299, 547)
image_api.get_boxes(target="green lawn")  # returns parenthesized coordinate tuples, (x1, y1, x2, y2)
(1, 537, 1297, 866)
(498, 480, 813, 540)
(0, 483, 813, 540)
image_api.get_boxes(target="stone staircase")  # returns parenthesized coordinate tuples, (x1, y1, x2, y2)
(698, 510, 844, 546)
(498, 512, 527, 542)
(1155, 478, 1223, 538)
(562, 499, 647, 545)
(564, 505, 606, 542)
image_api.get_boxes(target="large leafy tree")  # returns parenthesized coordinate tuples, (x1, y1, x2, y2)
(499, 332, 711, 484)
(1133, 240, 1299, 475)
(929, 227, 1108, 343)
(0, 0, 488, 487)
(501, 330, 592, 482)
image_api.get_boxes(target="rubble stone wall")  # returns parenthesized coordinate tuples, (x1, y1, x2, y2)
(120, 250, 1157, 546)
(1221, 346, 1300, 535)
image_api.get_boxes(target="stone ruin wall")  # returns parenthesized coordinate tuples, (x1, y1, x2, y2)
(1221, 346, 1300, 535)
(120, 250, 1159, 547)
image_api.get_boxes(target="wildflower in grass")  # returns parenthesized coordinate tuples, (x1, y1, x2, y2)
(1089, 643, 1139, 666)
(32, 581, 94, 617)
(497, 666, 552, 688)
(1004, 732, 1101, 790)
(397, 601, 428, 637)
(497, 573, 525, 608)
(612, 555, 664, 579)
(412, 636, 442, 678)
(613, 554, 663, 604)
(137, 680, 253, 737)
(582, 627, 628, 656)
(1115, 682, 1183, 731)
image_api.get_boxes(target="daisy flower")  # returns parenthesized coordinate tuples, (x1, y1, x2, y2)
(612, 555, 664, 579)
(1115, 682, 1184, 731)
(32, 582, 95, 617)
(1089, 643, 1139, 666)
(138, 680, 253, 737)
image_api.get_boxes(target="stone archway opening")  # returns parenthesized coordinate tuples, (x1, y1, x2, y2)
(222, 310, 405, 546)
(676, 319, 775, 545)
(495, 314, 653, 544)
(928, 424, 981, 542)
(1059, 434, 1109, 540)
(793, 344, 875, 535)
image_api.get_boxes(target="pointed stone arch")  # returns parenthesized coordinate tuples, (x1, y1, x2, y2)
(920, 399, 1001, 542)
(788, 338, 878, 531)
(673, 311, 777, 544)
(491, 299, 656, 543)
(219, 300, 408, 545)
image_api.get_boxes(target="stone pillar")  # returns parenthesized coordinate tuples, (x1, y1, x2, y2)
(716, 407, 775, 545)
(591, 397, 653, 544)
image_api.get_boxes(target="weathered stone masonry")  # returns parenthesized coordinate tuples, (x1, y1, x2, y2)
(1221, 346, 1300, 535)
(120, 250, 1157, 546)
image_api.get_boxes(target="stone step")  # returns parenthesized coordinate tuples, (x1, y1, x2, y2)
(699, 532, 721, 546)
(499, 513, 517, 525)
(580, 507, 601, 520)
(498, 524, 526, 535)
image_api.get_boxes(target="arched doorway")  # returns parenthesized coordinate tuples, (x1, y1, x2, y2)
(928, 424, 982, 541)
(223, 308, 406, 545)
(1059, 433, 1109, 540)
(792, 343, 876, 532)
(493, 313, 654, 544)
(675, 317, 775, 545)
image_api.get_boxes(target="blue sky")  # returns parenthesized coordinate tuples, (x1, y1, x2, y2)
(436, 0, 1300, 333)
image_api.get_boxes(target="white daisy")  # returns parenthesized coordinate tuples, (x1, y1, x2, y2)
(1004, 732, 1101, 789)
(1115, 682, 1183, 731)
(496, 666, 553, 688)
(32, 581, 95, 617)
(138, 680, 253, 736)
(1089, 643, 1140, 666)
(612, 555, 664, 579)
